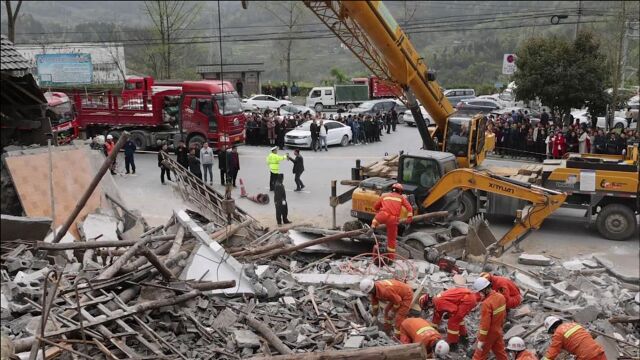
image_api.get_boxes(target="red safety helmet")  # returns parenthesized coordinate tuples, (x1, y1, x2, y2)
(392, 183, 404, 193)
(419, 294, 431, 309)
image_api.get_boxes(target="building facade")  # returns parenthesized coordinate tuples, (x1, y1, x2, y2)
(196, 63, 264, 97)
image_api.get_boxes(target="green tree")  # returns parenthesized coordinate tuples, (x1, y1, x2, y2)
(330, 68, 349, 84)
(513, 31, 607, 121)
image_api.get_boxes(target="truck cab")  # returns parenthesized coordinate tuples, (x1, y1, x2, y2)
(179, 81, 245, 149)
(44, 92, 79, 144)
(306, 87, 335, 111)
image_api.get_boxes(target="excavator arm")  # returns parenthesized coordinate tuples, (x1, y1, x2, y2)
(421, 168, 567, 248)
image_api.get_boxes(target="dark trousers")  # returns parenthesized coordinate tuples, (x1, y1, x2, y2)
(160, 166, 172, 184)
(275, 203, 289, 225)
(294, 172, 304, 189)
(125, 154, 135, 173)
(311, 136, 318, 151)
(202, 164, 213, 183)
(228, 169, 238, 186)
(385, 123, 391, 134)
(392, 120, 397, 131)
(269, 172, 278, 191)
(220, 168, 227, 185)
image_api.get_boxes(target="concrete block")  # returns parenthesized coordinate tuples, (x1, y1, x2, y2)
(343, 335, 365, 349)
(291, 273, 364, 288)
(562, 260, 585, 271)
(330, 289, 353, 304)
(551, 281, 582, 300)
(255, 265, 271, 279)
(79, 213, 120, 241)
(233, 329, 261, 348)
(594, 252, 640, 283)
(572, 305, 600, 324)
(518, 253, 552, 266)
(582, 259, 599, 268)
(512, 305, 532, 319)
(212, 308, 238, 330)
(261, 279, 279, 298)
(280, 296, 296, 307)
(595, 336, 619, 360)
(514, 272, 545, 293)
(453, 274, 466, 285)
(504, 324, 526, 339)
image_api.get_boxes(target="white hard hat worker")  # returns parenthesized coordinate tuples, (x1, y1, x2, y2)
(359, 278, 375, 294)
(472, 277, 491, 292)
(506, 336, 526, 351)
(544, 315, 562, 333)
(106, 134, 113, 140)
(433, 340, 449, 357)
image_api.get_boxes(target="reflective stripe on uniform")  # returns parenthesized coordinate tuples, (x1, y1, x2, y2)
(416, 326, 435, 335)
(387, 247, 396, 252)
(542, 358, 550, 360)
(493, 305, 506, 315)
(382, 280, 393, 286)
(479, 330, 488, 335)
(393, 304, 400, 308)
(563, 324, 582, 338)
(447, 329, 459, 335)
(394, 330, 401, 335)
(382, 197, 403, 202)
(459, 321, 464, 325)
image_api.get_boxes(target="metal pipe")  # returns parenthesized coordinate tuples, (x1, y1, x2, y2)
(52, 131, 129, 243)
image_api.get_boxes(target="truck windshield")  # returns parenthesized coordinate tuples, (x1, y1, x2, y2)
(445, 119, 470, 157)
(47, 102, 74, 125)
(215, 92, 243, 115)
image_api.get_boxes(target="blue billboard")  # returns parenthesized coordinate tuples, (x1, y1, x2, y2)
(36, 53, 93, 85)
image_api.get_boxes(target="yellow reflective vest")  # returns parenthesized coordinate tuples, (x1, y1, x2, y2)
(267, 153, 287, 173)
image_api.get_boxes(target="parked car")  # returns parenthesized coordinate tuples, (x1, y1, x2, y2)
(491, 107, 542, 126)
(241, 94, 291, 111)
(402, 106, 433, 127)
(571, 109, 629, 129)
(348, 99, 406, 117)
(456, 98, 501, 113)
(444, 88, 475, 104)
(285, 120, 352, 148)
(279, 104, 316, 117)
(477, 94, 510, 108)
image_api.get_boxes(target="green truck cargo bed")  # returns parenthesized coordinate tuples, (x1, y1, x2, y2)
(335, 85, 369, 103)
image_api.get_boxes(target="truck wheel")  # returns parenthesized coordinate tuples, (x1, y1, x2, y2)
(454, 191, 477, 222)
(614, 122, 625, 129)
(347, 103, 356, 110)
(314, 103, 323, 112)
(189, 135, 206, 149)
(596, 204, 637, 240)
(130, 130, 148, 150)
(340, 135, 349, 147)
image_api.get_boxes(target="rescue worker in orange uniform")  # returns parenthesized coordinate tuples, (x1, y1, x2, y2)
(371, 183, 413, 262)
(419, 287, 481, 349)
(398, 318, 450, 357)
(472, 277, 508, 360)
(507, 337, 539, 360)
(360, 278, 413, 337)
(480, 272, 522, 310)
(542, 316, 606, 360)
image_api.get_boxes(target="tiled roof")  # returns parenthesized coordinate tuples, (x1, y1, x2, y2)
(1, 34, 31, 71)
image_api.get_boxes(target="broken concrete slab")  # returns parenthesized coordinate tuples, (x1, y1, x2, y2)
(551, 281, 582, 300)
(572, 305, 600, 324)
(514, 272, 545, 293)
(343, 335, 365, 349)
(79, 213, 121, 241)
(233, 329, 261, 348)
(562, 259, 585, 271)
(518, 253, 552, 266)
(0, 215, 52, 241)
(512, 305, 532, 319)
(212, 308, 238, 330)
(504, 324, 526, 339)
(594, 252, 640, 284)
(291, 273, 365, 289)
(595, 336, 619, 360)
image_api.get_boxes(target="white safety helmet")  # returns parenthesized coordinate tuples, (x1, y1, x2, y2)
(96, 135, 105, 145)
(472, 277, 491, 292)
(359, 278, 375, 294)
(544, 315, 562, 333)
(433, 340, 449, 356)
(106, 134, 114, 140)
(506, 336, 526, 351)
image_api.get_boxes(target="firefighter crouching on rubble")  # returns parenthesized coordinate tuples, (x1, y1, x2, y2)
(542, 316, 606, 360)
(507, 337, 539, 360)
(472, 276, 508, 360)
(398, 318, 450, 358)
(371, 183, 413, 263)
(360, 278, 413, 337)
(480, 272, 522, 310)
(418, 287, 481, 350)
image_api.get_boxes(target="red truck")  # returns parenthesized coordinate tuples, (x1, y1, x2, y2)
(122, 76, 183, 104)
(73, 80, 245, 150)
(351, 76, 397, 98)
(45, 92, 80, 145)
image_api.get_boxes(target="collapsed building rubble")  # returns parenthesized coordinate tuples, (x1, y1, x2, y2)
(1, 139, 639, 359)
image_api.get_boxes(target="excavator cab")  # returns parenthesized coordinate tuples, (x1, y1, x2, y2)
(442, 115, 494, 168)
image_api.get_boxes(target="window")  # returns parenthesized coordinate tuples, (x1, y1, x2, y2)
(190, 98, 197, 110)
(445, 120, 470, 157)
(325, 122, 340, 130)
(124, 82, 136, 90)
(197, 99, 213, 115)
(310, 90, 321, 98)
(325, 90, 333, 96)
(215, 92, 243, 115)
(266, 96, 277, 102)
(136, 82, 143, 89)
(401, 157, 441, 189)
(465, 90, 474, 96)
(254, 96, 267, 101)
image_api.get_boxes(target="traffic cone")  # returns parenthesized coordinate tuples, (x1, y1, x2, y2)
(239, 178, 247, 197)
(247, 193, 270, 204)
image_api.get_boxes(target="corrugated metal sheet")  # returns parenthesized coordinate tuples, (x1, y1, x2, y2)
(1, 34, 31, 72)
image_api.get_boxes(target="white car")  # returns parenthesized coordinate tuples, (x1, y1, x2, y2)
(570, 110, 628, 129)
(279, 104, 316, 117)
(241, 94, 291, 111)
(477, 94, 511, 108)
(402, 106, 433, 127)
(285, 120, 352, 148)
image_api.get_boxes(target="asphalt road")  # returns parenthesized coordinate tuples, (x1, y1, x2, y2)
(114, 123, 638, 264)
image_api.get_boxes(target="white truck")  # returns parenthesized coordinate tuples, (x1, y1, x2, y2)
(305, 84, 370, 112)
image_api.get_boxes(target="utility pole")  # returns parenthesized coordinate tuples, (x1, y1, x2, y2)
(575, 0, 582, 39)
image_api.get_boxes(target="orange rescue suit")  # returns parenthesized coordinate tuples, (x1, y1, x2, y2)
(542, 322, 606, 360)
(490, 275, 522, 309)
(399, 318, 442, 350)
(517, 350, 539, 360)
(432, 288, 480, 344)
(372, 192, 412, 260)
(371, 279, 413, 336)
(472, 290, 508, 360)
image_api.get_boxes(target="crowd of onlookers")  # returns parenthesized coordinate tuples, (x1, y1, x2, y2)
(488, 109, 638, 160)
(244, 108, 401, 149)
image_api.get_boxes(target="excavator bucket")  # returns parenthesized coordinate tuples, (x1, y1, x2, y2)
(427, 215, 499, 260)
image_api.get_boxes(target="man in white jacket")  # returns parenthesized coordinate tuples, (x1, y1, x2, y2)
(578, 128, 589, 154)
(200, 142, 215, 184)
